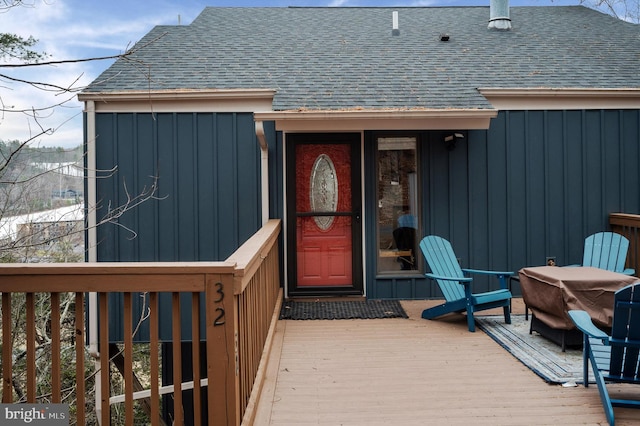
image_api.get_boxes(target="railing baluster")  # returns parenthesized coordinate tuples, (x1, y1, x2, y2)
(192, 292, 202, 426)
(99, 292, 110, 425)
(51, 292, 61, 403)
(26, 292, 36, 402)
(124, 292, 134, 425)
(172, 292, 183, 426)
(150, 292, 160, 426)
(75, 292, 85, 426)
(2, 292, 12, 403)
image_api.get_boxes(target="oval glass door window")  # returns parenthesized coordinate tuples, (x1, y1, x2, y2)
(310, 153, 338, 230)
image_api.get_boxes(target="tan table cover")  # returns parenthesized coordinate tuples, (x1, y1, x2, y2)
(518, 266, 638, 330)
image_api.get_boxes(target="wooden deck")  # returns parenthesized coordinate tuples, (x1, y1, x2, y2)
(252, 298, 640, 425)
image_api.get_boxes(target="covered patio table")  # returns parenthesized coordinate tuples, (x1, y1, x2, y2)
(518, 266, 638, 349)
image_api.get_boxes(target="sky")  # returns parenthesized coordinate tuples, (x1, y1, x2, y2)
(1, 0, 583, 149)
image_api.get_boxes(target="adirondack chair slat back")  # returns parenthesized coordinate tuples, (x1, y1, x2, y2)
(609, 283, 640, 379)
(420, 236, 465, 302)
(583, 232, 630, 273)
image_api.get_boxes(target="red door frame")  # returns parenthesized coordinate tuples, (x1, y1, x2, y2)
(285, 133, 363, 297)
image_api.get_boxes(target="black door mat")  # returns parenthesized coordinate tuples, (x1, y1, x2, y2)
(279, 300, 408, 320)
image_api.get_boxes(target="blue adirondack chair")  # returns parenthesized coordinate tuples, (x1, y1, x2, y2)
(569, 282, 640, 426)
(419, 235, 513, 332)
(582, 232, 634, 275)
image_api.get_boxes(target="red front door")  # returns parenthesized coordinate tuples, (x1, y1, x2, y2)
(286, 133, 362, 296)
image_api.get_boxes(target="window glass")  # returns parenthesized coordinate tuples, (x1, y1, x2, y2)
(376, 136, 419, 274)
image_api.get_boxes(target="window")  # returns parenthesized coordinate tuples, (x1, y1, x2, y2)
(376, 136, 419, 274)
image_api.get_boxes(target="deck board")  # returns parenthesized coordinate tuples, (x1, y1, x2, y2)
(253, 298, 640, 425)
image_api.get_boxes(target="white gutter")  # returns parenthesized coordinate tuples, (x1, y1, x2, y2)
(255, 121, 269, 226)
(84, 99, 102, 424)
(85, 100, 99, 356)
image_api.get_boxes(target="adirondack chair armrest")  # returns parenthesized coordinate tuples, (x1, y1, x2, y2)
(424, 273, 472, 283)
(568, 310, 608, 340)
(462, 269, 514, 289)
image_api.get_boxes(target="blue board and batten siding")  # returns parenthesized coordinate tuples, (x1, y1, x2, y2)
(92, 112, 269, 341)
(368, 109, 640, 299)
(94, 112, 263, 262)
(91, 108, 640, 338)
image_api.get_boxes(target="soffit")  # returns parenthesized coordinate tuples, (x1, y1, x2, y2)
(254, 109, 498, 131)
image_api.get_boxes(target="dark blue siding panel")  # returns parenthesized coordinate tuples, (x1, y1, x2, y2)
(176, 113, 197, 261)
(215, 114, 238, 259)
(563, 111, 585, 262)
(622, 110, 640, 213)
(394, 279, 415, 299)
(236, 113, 261, 244)
(603, 111, 623, 217)
(524, 111, 547, 267)
(449, 138, 470, 257)
(95, 114, 116, 261)
(94, 112, 266, 341)
(545, 111, 566, 264)
(135, 114, 158, 261)
(157, 113, 178, 261)
(268, 125, 283, 221)
(487, 111, 514, 269)
(115, 114, 136, 261)
(196, 114, 217, 260)
(500, 112, 526, 270)
(428, 133, 453, 242)
(584, 111, 605, 231)
(366, 109, 640, 300)
(468, 129, 491, 270)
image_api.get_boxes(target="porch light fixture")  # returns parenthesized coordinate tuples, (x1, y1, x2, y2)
(444, 132, 464, 151)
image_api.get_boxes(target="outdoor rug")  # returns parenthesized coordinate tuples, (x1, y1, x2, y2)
(476, 314, 595, 385)
(279, 300, 408, 320)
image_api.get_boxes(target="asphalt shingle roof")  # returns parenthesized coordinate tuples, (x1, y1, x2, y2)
(84, 6, 640, 111)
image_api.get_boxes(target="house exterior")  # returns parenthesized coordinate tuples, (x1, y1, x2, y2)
(79, 5, 640, 305)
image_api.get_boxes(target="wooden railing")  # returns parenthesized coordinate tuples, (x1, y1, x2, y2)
(610, 213, 640, 276)
(0, 219, 282, 426)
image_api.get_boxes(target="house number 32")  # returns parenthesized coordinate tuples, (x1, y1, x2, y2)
(214, 282, 225, 326)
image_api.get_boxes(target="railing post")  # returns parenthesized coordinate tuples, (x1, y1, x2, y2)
(610, 213, 640, 276)
(206, 273, 239, 426)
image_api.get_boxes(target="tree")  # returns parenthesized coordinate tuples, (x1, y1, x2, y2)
(0, 3, 163, 422)
(581, 0, 640, 23)
(0, 1, 163, 261)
